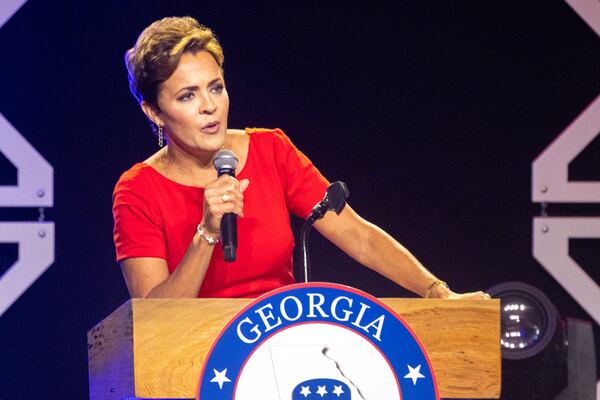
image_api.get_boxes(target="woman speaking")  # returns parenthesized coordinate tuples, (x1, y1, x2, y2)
(113, 16, 489, 301)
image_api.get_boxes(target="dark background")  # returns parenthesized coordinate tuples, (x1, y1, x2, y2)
(0, 1, 599, 398)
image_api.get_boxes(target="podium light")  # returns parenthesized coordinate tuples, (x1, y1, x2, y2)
(487, 281, 567, 400)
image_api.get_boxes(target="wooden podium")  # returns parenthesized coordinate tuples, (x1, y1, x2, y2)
(88, 298, 500, 399)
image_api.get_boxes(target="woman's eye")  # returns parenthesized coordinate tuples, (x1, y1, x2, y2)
(210, 84, 224, 94)
(178, 92, 195, 101)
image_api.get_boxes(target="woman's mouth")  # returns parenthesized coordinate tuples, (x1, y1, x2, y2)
(200, 121, 220, 134)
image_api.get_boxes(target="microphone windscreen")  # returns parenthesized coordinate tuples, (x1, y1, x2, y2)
(213, 149, 239, 173)
(327, 181, 349, 214)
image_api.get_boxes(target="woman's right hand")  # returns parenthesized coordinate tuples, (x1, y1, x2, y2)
(120, 175, 249, 299)
(202, 175, 250, 236)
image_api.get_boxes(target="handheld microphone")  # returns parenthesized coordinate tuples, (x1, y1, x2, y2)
(212, 149, 239, 262)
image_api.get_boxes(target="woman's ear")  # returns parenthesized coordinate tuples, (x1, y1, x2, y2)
(141, 101, 164, 127)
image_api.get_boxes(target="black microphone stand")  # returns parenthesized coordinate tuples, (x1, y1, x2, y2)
(300, 212, 320, 283)
(299, 181, 349, 283)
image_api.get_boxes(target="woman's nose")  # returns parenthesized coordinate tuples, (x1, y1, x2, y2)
(199, 94, 217, 114)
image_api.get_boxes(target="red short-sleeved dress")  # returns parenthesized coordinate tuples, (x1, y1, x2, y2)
(112, 128, 329, 298)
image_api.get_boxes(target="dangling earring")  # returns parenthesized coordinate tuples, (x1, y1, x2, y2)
(158, 125, 164, 148)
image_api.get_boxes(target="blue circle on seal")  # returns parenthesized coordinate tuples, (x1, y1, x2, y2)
(197, 283, 439, 399)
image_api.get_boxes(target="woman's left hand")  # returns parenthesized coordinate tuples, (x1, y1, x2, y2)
(434, 289, 491, 300)
(426, 279, 491, 300)
(449, 291, 491, 300)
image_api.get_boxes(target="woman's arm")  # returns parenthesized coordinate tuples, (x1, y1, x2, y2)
(120, 175, 249, 298)
(120, 234, 215, 298)
(313, 204, 489, 299)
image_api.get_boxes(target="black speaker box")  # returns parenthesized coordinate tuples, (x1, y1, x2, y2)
(554, 318, 597, 400)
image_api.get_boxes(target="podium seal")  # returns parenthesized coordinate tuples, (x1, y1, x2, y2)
(197, 283, 439, 399)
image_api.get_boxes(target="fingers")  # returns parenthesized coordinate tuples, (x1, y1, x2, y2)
(462, 291, 492, 300)
(447, 290, 492, 300)
(202, 175, 249, 233)
(240, 178, 250, 192)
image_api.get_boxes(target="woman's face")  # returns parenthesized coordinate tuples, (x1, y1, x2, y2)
(149, 50, 229, 157)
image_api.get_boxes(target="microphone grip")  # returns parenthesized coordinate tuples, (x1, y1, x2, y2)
(221, 212, 237, 262)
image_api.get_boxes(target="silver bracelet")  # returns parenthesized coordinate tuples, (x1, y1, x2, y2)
(197, 224, 219, 245)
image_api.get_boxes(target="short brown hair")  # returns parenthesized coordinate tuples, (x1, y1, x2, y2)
(125, 16, 224, 107)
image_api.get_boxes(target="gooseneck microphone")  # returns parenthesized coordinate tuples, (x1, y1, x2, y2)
(212, 149, 239, 262)
(301, 181, 350, 282)
(307, 181, 350, 223)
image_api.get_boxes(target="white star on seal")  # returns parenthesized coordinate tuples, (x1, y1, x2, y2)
(333, 385, 344, 396)
(299, 385, 311, 397)
(210, 368, 231, 389)
(404, 364, 425, 385)
(316, 385, 328, 397)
